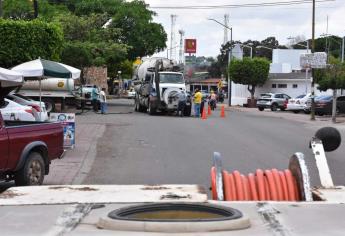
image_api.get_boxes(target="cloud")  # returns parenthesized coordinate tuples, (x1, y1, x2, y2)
(146, 0, 345, 57)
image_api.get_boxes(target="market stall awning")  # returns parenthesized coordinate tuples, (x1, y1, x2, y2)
(0, 67, 23, 87)
(11, 58, 81, 79)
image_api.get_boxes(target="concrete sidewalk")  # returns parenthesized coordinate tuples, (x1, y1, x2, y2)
(225, 105, 345, 126)
(44, 123, 105, 185)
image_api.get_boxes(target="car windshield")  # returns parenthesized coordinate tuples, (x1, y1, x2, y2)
(260, 94, 272, 98)
(316, 95, 332, 101)
(296, 94, 306, 99)
(159, 74, 184, 84)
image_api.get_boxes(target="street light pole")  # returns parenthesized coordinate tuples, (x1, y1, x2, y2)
(341, 36, 345, 62)
(311, 0, 316, 121)
(207, 18, 233, 106)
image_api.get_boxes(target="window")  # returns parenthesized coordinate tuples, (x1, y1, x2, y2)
(278, 84, 287, 88)
(292, 84, 298, 88)
(272, 84, 276, 88)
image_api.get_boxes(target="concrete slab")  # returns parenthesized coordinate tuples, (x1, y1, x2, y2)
(0, 185, 207, 205)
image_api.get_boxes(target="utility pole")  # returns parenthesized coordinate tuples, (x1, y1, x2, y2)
(341, 36, 345, 63)
(223, 14, 229, 45)
(178, 29, 185, 64)
(311, 0, 316, 121)
(170, 15, 177, 60)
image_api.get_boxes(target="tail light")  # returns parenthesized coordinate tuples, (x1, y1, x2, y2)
(25, 109, 34, 114)
(31, 104, 41, 112)
(284, 100, 288, 108)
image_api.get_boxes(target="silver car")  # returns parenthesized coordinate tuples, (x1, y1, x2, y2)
(257, 93, 291, 111)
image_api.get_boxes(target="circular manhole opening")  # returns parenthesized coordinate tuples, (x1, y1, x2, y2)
(98, 203, 250, 232)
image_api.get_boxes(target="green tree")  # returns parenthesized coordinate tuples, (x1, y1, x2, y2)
(3, 0, 34, 19)
(229, 57, 270, 105)
(314, 60, 345, 123)
(56, 13, 128, 78)
(52, 0, 167, 59)
(0, 19, 63, 68)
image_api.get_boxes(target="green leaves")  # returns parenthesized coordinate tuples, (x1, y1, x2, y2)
(229, 57, 270, 86)
(314, 62, 345, 91)
(0, 19, 63, 68)
(229, 57, 270, 98)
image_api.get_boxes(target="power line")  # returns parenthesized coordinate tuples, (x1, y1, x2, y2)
(149, 0, 334, 10)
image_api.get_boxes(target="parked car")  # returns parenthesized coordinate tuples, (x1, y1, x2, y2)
(0, 98, 37, 121)
(257, 93, 291, 111)
(304, 95, 331, 114)
(6, 93, 48, 121)
(286, 93, 311, 113)
(0, 110, 64, 186)
(127, 89, 136, 99)
(311, 95, 345, 115)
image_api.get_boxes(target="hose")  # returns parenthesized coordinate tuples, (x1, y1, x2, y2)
(212, 168, 301, 201)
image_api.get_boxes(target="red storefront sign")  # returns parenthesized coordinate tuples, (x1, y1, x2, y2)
(185, 39, 197, 53)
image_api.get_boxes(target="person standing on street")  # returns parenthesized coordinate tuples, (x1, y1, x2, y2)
(176, 91, 187, 117)
(91, 85, 99, 112)
(193, 88, 202, 117)
(209, 91, 217, 110)
(100, 88, 107, 114)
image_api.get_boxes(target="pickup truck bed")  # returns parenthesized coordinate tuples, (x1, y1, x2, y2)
(1, 112, 64, 186)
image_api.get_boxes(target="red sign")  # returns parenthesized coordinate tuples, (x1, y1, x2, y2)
(185, 39, 197, 53)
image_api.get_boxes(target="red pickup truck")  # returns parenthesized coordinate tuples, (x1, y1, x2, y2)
(0, 111, 64, 186)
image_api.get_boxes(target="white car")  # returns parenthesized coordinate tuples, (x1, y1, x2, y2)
(127, 90, 136, 99)
(0, 98, 36, 121)
(7, 94, 48, 121)
(286, 93, 311, 113)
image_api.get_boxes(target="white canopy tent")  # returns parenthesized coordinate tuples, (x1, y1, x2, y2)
(0, 67, 23, 87)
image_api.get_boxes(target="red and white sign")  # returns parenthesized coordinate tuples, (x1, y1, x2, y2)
(185, 39, 197, 53)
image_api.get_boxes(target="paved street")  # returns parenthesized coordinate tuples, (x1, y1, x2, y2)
(65, 99, 345, 189)
(2, 99, 344, 192)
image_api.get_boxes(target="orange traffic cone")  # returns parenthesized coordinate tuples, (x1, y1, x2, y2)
(220, 105, 225, 118)
(201, 107, 207, 120)
(208, 104, 212, 116)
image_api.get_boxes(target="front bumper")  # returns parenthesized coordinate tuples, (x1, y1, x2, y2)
(287, 104, 306, 111)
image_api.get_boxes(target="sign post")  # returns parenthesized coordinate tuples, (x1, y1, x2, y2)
(300, 52, 327, 120)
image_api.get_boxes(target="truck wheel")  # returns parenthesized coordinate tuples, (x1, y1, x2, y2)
(42, 98, 55, 113)
(15, 152, 45, 186)
(148, 101, 156, 115)
(184, 105, 192, 116)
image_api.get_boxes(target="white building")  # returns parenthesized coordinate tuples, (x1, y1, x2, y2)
(231, 49, 331, 106)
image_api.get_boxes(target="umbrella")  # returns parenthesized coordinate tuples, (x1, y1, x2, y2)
(11, 58, 81, 115)
(0, 67, 23, 87)
(11, 58, 80, 79)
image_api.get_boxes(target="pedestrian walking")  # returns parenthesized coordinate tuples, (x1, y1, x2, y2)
(209, 91, 217, 110)
(91, 85, 99, 112)
(193, 88, 202, 117)
(100, 88, 107, 114)
(176, 91, 187, 117)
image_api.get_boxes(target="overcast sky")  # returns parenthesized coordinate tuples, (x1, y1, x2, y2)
(145, 0, 345, 58)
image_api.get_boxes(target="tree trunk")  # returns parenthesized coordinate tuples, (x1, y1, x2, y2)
(247, 85, 256, 107)
(332, 89, 337, 123)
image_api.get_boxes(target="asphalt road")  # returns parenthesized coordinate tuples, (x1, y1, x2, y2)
(81, 99, 345, 190)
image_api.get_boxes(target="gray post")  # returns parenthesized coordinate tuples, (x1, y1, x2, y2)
(311, 0, 316, 121)
(228, 28, 233, 106)
(341, 36, 345, 62)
